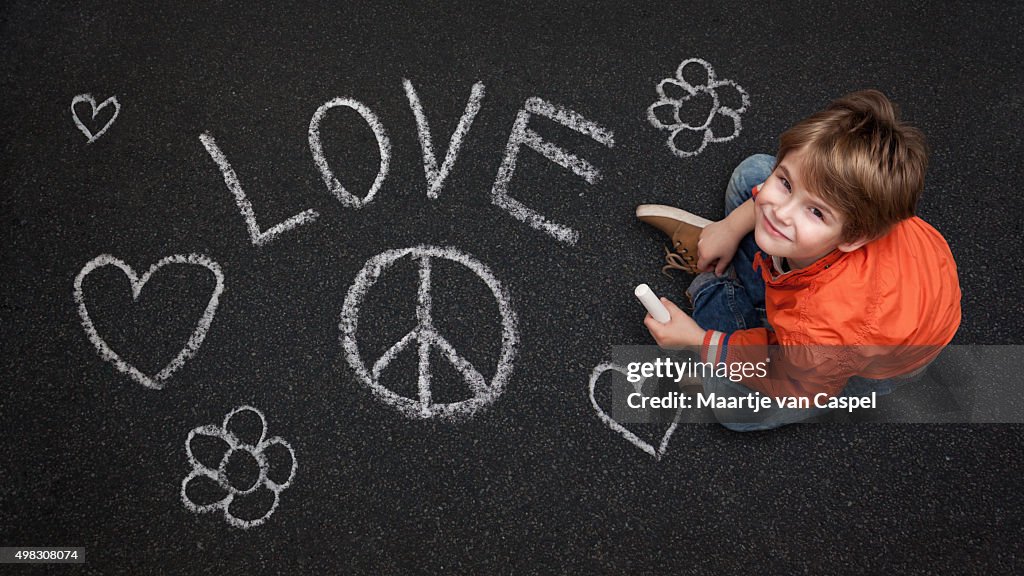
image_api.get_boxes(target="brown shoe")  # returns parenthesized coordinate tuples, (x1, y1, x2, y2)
(636, 204, 713, 276)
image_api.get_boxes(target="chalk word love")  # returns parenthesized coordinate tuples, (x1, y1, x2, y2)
(71, 94, 121, 143)
(73, 254, 225, 389)
(201, 80, 615, 247)
(340, 246, 518, 421)
(589, 362, 682, 460)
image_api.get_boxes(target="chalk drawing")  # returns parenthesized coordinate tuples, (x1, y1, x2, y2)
(491, 97, 615, 245)
(403, 79, 486, 199)
(340, 246, 518, 421)
(646, 58, 749, 158)
(588, 362, 682, 460)
(71, 94, 120, 143)
(199, 133, 320, 246)
(181, 405, 297, 529)
(73, 254, 225, 390)
(309, 97, 392, 208)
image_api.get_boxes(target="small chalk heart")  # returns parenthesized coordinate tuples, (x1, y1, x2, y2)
(71, 94, 120, 143)
(589, 362, 683, 460)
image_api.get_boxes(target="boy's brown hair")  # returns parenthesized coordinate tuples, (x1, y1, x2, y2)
(776, 89, 928, 242)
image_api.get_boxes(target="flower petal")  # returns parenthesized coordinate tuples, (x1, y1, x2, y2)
(224, 484, 279, 529)
(676, 58, 714, 90)
(656, 78, 693, 101)
(647, 101, 681, 130)
(181, 469, 230, 513)
(668, 127, 708, 158)
(708, 108, 742, 142)
(186, 425, 233, 473)
(260, 437, 297, 491)
(710, 80, 750, 115)
(223, 405, 266, 447)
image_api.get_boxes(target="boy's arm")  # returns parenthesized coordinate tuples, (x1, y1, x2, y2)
(725, 197, 757, 234)
(643, 296, 855, 399)
(697, 198, 757, 275)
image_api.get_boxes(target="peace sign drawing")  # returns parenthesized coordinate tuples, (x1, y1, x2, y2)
(340, 246, 519, 420)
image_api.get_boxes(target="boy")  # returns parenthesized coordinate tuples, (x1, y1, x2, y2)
(637, 90, 961, 430)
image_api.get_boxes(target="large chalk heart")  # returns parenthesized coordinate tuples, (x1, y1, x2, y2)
(71, 94, 120, 143)
(588, 362, 683, 461)
(74, 254, 225, 389)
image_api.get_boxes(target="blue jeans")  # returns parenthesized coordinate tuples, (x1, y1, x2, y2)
(686, 154, 773, 334)
(688, 155, 900, 431)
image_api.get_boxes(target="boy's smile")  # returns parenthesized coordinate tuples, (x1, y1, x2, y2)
(753, 147, 866, 270)
(761, 211, 791, 241)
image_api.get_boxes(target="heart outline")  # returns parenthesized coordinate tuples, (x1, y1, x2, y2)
(588, 362, 683, 461)
(71, 94, 120, 143)
(73, 254, 225, 389)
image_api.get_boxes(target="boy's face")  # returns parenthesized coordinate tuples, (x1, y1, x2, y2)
(753, 147, 865, 269)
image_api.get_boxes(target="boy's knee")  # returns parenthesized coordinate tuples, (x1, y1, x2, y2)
(712, 406, 786, 432)
(718, 420, 773, 432)
(687, 270, 733, 302)
(730, 154, 776, 188)
(726, 154, 776, 210)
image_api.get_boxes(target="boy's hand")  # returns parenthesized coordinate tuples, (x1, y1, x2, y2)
(643, 297, 708, 349)
(696, 219, 743, 276)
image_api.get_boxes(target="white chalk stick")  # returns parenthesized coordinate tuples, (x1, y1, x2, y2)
(635, 284, 670, 323)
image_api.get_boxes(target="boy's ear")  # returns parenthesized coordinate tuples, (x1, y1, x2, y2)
(837, 236, 871, 252)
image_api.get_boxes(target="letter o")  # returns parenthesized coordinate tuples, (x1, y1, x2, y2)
(309, 97, 391, 208)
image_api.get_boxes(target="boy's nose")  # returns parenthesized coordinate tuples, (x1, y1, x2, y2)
(775, 199, 797, 224)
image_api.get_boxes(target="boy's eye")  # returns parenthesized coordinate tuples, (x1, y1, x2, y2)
(810, 207, 825, 220)
(780, 177, 792, 191)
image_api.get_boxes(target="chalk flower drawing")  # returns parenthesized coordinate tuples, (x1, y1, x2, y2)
(181, 406, 297, 529)
(646, 58, 750, 158)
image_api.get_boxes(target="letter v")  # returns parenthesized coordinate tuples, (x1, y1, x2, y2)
(403, 79, 485, 199)
(200, 132, 320, 247)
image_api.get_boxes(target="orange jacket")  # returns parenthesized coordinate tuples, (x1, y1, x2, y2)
(700, 188, 962, 399)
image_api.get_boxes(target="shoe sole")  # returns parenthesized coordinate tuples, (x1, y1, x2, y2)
(635, 204, 713, 228)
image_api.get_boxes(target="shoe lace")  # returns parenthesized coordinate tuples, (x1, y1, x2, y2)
(661, 242, 698, 276)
